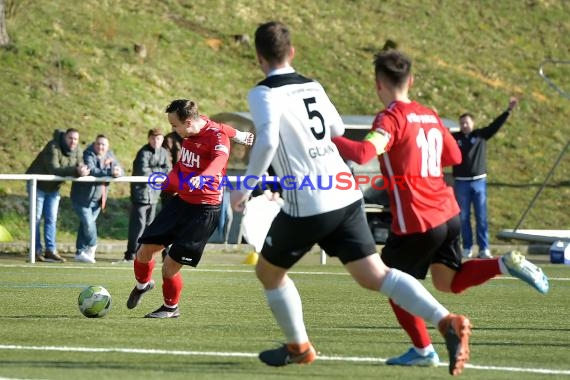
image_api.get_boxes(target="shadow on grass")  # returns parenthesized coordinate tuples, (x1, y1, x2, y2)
(338, 324, 570, 334)
(487, 180, 570, 188)
(0, 359, 248, 371)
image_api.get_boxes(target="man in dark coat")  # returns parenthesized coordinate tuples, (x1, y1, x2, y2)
(122, 128, 171, 261)
(26, 128, 90, 262)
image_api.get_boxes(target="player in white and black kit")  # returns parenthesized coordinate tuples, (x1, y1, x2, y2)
(230, 21, 473, 375)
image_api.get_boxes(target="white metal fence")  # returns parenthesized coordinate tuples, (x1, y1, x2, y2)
(0, 174, 330, 265)
(0, 174, 159, 263)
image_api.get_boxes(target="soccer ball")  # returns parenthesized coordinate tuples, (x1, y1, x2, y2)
(78, 285, 112, 318)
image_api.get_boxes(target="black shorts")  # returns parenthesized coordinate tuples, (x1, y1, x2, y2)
(381, 215, 462, 279)
(138, 195, 221, 267)
(261, 200, 377, 269)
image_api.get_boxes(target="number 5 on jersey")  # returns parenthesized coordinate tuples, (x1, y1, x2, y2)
(304, 97, 325, 140)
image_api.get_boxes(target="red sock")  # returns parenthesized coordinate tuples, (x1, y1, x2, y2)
(220, 123, 237, 138)
(163, 272, 183, 307)
(389, 299, 432, 349)
(450, 258, 501, 294)
(134, 258, 155, 284)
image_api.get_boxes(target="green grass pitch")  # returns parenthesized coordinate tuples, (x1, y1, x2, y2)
(0, 251, 569, 379)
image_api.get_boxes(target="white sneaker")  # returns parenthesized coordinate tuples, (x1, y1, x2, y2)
(75, 251, 95, 264)
(86, 245, 97, 262)
(478, 249, 492, 259)
(501, 251, 549, 294)
(462, 248, 473, 258)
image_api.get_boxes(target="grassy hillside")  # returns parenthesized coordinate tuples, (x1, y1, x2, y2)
(0, 0, 569, 243)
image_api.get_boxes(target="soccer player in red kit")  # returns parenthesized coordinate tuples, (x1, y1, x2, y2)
(126, 99, 231, 318)
(333, 49, 549, 370)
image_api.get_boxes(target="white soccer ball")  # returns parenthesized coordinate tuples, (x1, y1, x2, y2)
(78, 285, 112, 318)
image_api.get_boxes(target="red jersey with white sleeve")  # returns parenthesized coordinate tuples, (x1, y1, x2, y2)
(164, 118, 231, 205)
(373, 101, 461, 235)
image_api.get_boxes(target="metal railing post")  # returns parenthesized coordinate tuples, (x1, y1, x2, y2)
(29, 178, 37, 263)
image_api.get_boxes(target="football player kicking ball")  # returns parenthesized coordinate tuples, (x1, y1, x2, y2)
(231, 21, 472, 376)
(126, 99, 231, 319)
(332, 49, 549, 369)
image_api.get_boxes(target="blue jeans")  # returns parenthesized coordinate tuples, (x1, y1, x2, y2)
(29, 186, 61, 253)
(73, 201, 101, 252)
(454, 178, 488, 251)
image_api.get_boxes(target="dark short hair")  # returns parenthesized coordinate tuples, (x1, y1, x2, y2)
(165, 99, 200, 122)
(254, 21, 291, 65)
(95, 134, 107, 140)
(148, 128, 163, 137)
(459, 113, 473, 120)
(65, 128, 79, 135)
(373, 50, 412, 88)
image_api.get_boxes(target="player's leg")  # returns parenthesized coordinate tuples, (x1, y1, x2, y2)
(127, 243, 161, 309)
(434, 217, 549, 294)
(380, 226, 448, 366)
(345, 255, 472, 375)
(430, 215, 500, 293)
(435, 260, 501, 293)
(386, 300, 439, 366)
(327, 203, 471, 375)
(256, 255, 315, 365)
(145, 203, 221, 319)
(127, 196, 185, 310)
(142, 255, 183, 319)
(255, 211, 320, 366)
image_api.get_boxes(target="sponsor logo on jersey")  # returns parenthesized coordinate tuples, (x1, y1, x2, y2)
(308, 144, 335, 158)
(180, 146, 200, 168)
(406, 113, 438, 124)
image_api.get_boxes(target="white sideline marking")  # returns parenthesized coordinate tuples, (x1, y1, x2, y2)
(0, 263, 570, 281)
(0, 344, 569, 376)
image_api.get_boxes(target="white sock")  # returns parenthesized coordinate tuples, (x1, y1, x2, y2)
(380, 268, 448, 327)
(265, 279, 309, 344)
(136, 281, 149, 290)
(414, 344, 435, 356)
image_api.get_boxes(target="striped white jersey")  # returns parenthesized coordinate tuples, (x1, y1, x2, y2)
(245, 66, 362, 217)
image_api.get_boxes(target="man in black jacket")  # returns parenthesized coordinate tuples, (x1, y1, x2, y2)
(452, 97, 518, 259)
(26, 128, 90, 262)
(122, 128, 171, 262)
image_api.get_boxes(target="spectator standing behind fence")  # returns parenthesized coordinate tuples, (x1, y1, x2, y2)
(120, 128, 171, 262)
(452, 97, 518, 259)
(71, 134, 123, 263)
(26, 128, 90, 262)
